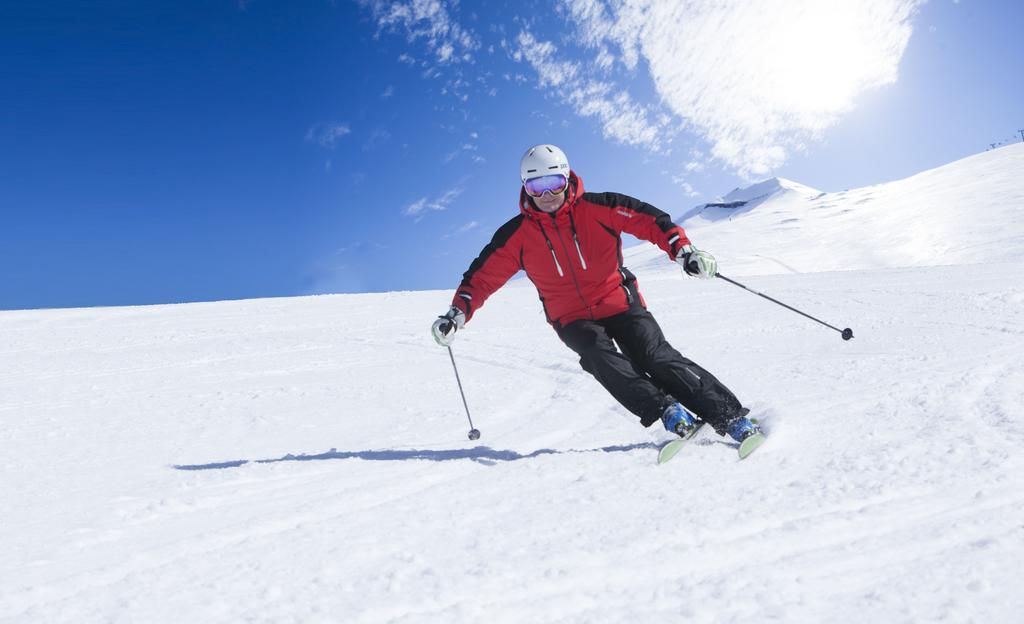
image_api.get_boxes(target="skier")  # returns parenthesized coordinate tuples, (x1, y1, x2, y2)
(431, 144, 761, 445)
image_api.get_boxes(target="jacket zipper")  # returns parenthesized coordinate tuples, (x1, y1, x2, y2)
(573, 237, 588, 270)
(537, 224, 564, 277)
(568, 212, 588, 270)
(549, 217, 593, 319)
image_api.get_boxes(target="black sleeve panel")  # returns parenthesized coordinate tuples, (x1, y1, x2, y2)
(460, 215, 525, 285)
(581, 191, 690, 258)
(452, 214, 525, 321)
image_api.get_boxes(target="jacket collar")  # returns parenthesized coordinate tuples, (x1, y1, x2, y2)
(520, 170, 584, 223)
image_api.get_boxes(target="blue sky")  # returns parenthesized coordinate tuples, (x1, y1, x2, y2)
(1, 0, 1021, 310)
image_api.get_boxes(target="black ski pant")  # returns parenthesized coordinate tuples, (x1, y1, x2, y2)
(555, 302, 745, 432)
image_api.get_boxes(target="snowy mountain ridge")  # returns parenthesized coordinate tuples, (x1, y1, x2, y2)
(718, 176, 822, 205)
(627, 142, 1024, 278)
(673, 176, 821, 230)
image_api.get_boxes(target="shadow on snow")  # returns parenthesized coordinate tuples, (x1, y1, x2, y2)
(173, 442, 663, 471)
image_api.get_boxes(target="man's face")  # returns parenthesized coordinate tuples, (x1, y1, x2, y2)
(533, 189, 566, 213)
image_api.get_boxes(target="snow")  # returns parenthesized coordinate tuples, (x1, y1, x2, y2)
(3, 145, 1024, 622)
(630, 143, 1024, 276)
(720, 176, 822, 205)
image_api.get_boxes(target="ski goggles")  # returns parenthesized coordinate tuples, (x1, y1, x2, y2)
(523, 173, 569, 198)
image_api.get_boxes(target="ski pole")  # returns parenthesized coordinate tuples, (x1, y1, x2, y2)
(716, 273, 854, 341)
(447, 346, 482, 440)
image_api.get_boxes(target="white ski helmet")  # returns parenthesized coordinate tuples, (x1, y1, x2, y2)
(520, 144, 570, 183)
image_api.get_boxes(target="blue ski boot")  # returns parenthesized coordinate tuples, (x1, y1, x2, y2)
(656, 402, 705, 464)
(661, 402, 700, 438)
(726, 416, 761, 442)
(727, 415, 766, 459)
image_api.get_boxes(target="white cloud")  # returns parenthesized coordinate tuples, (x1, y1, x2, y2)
(381, 85, 395, 99)
(685, 149, 705, 173)
(669, 174, 700, 198)
(405, 198, 429, 216)
(513, 32, 672, 153)
(357, 0, 921, 177)
(557, 0, 924, 177)
(443, 141, 481, 164)
(306, 122, 351, 149)
(443, 220, 480, 238)
(358, 0, 479, 65)
(403, 186, 465, 219)
(561, 0, 642, 71)
(352, 2, 488, 109)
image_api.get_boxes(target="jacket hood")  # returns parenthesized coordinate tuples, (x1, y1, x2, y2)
(520, 170, 584, 220)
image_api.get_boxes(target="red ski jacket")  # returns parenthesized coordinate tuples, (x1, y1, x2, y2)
(450, 172, 692, 328)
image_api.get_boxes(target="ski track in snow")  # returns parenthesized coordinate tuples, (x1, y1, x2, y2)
(2, 261, 1023, 623)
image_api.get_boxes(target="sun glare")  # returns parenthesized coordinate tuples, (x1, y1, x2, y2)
(636, 0, 919, 175)
(761, 4, 900, 122)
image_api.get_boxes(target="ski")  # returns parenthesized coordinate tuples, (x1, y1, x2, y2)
(738, 432, 766, 459)
(658, 418, 767, 463)
(656, 421, 707, 464)
(737, 418, 766, 459)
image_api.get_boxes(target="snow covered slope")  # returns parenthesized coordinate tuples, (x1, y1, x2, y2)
(627, 142, 1024, 277)
(2, 147, 1024, 623)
